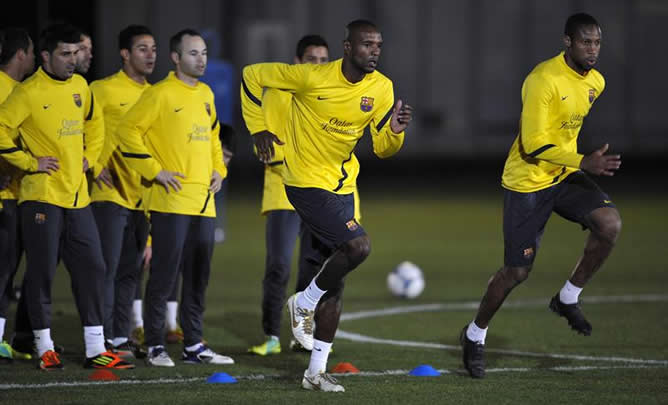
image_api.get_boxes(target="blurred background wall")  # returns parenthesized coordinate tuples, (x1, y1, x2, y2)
(3, 0, 667, 182)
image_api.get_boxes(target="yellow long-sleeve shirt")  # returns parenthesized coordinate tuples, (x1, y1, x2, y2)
(0, 70, 21, 201)
(241, 58, 404, 195)
(260, 88, 362, 220)
(0, 67, 104, 208)
(502, 52, 605, 192)
(116, 71, 226, 217)
(90, 70, 151, 209)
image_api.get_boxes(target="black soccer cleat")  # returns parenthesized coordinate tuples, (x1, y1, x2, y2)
(459, 325, 485, 379)
(549, 294, 592, 336)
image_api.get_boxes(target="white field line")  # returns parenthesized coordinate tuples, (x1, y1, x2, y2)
(335, 330, 668, 366)
(339, 294, 668, 322)
(333, 364, 665, 377)
(0, 374, 279, 390)
(1, 365, 664, 390)
(336, 293, 668, 366)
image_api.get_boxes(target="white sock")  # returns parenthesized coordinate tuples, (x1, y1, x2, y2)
(307, 339, 332, 376)
(185, 342, 203, 352)
(84, 325, 106, 358)
(559, 280, 583, 304)
(34, 328, 54, 357)
(466, 321, 488, 344)
(132, 300, 143, 328)
(268, 335, 279, 341)
(166, 301, 178, 330)
(297, 280, 327, 311)
(0, 317, 5, 341)
(112, 337, 128, 347)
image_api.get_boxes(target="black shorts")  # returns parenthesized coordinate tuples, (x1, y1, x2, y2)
(285, 186, 366, 250)
(503, 171, 615, 267)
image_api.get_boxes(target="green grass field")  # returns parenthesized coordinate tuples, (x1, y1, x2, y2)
(1, 189, 667, 404)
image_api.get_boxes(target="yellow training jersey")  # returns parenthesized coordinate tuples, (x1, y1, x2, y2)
(0, 67, 104, 208)
(90, 70, 151, 209)
(117, 71, 226, 217)
(241, 58, 404, 195)
(0, 70, 21, 201)
(259, 87, 362, 220)
(502, 52, 605, 192)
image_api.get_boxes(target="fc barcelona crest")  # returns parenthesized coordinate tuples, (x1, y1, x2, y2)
(204, 102, 211, 116)
(35, 213, 46, 224)
(73, 93, 82, 107)
(588, 88, 596, 104)
(360, 96, 374, 112)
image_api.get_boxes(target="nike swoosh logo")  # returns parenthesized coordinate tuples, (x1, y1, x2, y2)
(603, 200, 612, 204)
(309, 378, 321, 390)
(561, 96, 568, 101)
(175, 107, 184, 112)
(120, 103, 128, 106)
(317, 96, 328, 100)
(43, 105, 51, 109)
(314, 347, 322, 352)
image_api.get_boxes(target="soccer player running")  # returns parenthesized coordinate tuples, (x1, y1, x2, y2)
(247, 34, 362, 356)
(241, 20, 413, 391)
(0, 27, 35, 361)
(117, 29, 232, 367)
(0, 24, 133, 370)
(460, 13, 622, 379)
(89, 25, 156, 357)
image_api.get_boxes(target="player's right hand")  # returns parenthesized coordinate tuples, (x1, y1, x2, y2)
(155, 169, 186, 193)
(36, 156, 59, 175)
(0, 174, 10, 190)
(142, 245, 152, 272)
(580, 143, 621, 176)
(253, 130, 284, 163)
(94, 167, 115, 189)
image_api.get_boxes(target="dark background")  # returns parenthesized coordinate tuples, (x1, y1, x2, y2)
(3, 0, 665, 195)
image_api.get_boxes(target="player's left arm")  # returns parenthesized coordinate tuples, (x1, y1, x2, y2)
(370, 83, 413, 158)
(209, 99, 227, 193)
(82, 85, 105, 173)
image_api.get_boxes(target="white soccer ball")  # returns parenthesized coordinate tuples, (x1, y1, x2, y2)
(387, 261, 425, 299)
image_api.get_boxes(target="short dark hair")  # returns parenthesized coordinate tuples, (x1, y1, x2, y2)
(119, 25, 153, 51)
(344, 19, 378, 41)
(39, 24, 81, 54)
(564, 13, 600, 40)
(169, 28, 201, 55)
(0, 27, 31, 65)
(296, 35, 328, 59)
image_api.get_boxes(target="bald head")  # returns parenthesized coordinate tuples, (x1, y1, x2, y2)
(344, 19, 379, 42)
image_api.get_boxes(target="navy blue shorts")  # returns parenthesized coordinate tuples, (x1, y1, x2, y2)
(503, 171, 615, 267)
(285, 186, 366, 250)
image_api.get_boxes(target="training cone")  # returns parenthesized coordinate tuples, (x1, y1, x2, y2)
(409, 364, 441, 377)
(330, 362, 360, 374)
(206, 372, 237, 384)
(88, 369, 120, 381)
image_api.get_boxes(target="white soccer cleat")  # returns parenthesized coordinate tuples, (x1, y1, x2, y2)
(146, 347, 175, 367)
(286, 293, 314, 351)
(182, 344, 234, 365)
(302, 370, 345, 392)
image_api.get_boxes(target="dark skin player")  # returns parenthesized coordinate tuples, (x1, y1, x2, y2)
(253, 24, 413, 344)
(474, 23, 622, 331)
